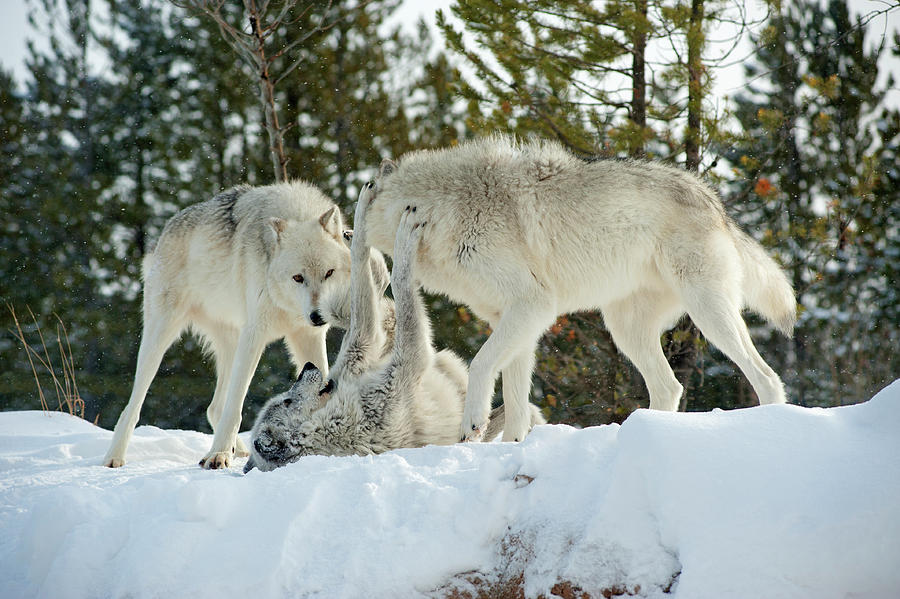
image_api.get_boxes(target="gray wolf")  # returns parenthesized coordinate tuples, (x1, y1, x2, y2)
(244, 184, 544, 472)
(102, 181, 357, 470)
(362, 136, 797, 443)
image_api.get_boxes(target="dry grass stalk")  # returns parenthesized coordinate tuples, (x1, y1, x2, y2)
(7, 304, 86, 420)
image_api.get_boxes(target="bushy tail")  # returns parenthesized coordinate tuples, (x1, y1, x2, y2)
(728, 221, 797, 336)
(483, 403, 547, 442)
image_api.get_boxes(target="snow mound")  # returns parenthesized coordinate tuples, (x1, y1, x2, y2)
(1, 380, 899, 598)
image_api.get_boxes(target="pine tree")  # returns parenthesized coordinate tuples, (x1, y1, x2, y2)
(799, 1, 899, 403)
(438, 0, 659, 156)
(18, 0, 119, 336)
(3, 0, 267, 427)
(0, 67, 33, 399)
(0, 0, 120, 416)
(169, 2, 269, 192)
(277, 0, 420, 209)
(730, 0, 898, 405)
(0, 67, 28, 305)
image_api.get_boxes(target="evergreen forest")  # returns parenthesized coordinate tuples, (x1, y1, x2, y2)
(1, 0, 897, 432)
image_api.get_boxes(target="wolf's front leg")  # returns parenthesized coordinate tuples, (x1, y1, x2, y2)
(200, 326, 266, 469)
(500, 349, 539, 442)
(460, 302, 556, 442)
(331, 182, 386, 378)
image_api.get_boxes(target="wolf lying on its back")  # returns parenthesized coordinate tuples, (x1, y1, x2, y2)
(102, 182, 373, 470)
(363, 136, 797, 443)
(244, 184, 544, 472)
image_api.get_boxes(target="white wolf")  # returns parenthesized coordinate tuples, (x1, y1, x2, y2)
(244, 184, 544, 472)
(363, 136, 797, 443)
(102, 182, 361, 470)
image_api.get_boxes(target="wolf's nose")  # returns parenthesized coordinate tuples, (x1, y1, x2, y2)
(300, 362, 318, 378)
(309, 311, 325, 326)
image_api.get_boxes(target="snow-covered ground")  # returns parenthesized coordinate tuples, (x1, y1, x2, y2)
(2, 381, 899, 599)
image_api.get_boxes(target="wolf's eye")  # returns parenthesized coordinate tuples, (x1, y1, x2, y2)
(324, 269, 334, 280)
(293, 274, 304, 284)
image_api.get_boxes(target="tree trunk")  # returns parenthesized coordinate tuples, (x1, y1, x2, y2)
(631, 0, 648, 158)
(685, 0, 705, 172)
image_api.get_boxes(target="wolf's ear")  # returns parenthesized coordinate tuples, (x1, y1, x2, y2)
(270, 217, 287, 238)
(264, 217, 287, 250)
(319, 206, 342, 240)
(243, 455, 257, 474)
(379, 159, 397, 178)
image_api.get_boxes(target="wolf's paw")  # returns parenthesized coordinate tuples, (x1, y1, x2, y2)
(391, 207, 426, 281)
(459, 422, 486, 443)
(500, 422, 531, 443)
(355, 181, 377, 222)
(352, 182, 378, 254)
(199, 451, 232, 470)
(103, 457, 125, 468)
(396, 205, 426, 249)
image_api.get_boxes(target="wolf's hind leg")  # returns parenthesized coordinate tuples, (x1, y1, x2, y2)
(682, 289, 786, 405)
(602, 292, 684, 411)
(103, 305, 186, 467)
(388, 207, 435, 390)
(200, 326, 244, 455)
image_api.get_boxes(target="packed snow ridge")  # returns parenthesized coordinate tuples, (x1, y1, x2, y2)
(2, 380, 899, 598)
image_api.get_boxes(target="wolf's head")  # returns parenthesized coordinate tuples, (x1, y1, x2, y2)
(264, 207, 352, 328)
(244, 361, 346, 473)
(244, 362, 333, 473)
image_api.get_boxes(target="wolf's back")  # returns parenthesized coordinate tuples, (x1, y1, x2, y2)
(728, 221, 797, 335)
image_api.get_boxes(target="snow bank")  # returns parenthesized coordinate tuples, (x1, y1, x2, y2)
(1, 381, 898, 598)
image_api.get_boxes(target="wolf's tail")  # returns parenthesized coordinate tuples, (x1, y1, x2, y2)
(483, 402, 547, 442)
(728, 221, 797, 336)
